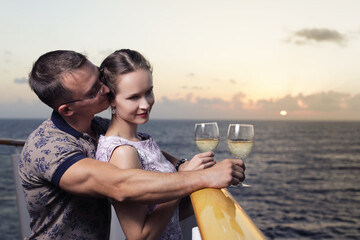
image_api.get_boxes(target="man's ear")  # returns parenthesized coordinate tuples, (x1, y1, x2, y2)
(110, 100, 116, 108)
(57, 104, 74, 117)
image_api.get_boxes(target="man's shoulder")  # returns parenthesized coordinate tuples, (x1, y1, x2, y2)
(24, 118, 72, 148)
(93, 116, 110, 125)
(27, 118, 53, 138)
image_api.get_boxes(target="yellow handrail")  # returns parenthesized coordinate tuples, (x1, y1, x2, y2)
(190, 188, 267, 240)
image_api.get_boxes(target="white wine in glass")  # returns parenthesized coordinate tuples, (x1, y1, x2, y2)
(227, 124, 254, 187)
(194, 122, 220, 152)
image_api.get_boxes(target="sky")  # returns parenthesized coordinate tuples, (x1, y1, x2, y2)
(1, 0, 360, 120)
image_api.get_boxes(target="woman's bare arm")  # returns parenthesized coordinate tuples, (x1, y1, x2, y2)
(110, 145, 180, 240)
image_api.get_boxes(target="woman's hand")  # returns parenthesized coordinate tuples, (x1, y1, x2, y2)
(179, 152, 215, 171)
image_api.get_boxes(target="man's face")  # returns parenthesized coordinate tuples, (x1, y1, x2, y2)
(60, 60, 110, 117)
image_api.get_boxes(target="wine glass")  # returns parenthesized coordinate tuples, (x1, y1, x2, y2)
(227, 124, 254, 187)
(194, 122, 220, 153)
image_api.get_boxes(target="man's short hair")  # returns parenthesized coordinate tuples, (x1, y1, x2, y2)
(29, 50, 88, 109)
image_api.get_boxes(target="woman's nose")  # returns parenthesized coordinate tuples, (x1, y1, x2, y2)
(140, 97, 150, 109)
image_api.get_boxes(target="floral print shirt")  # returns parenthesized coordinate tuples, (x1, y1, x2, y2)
(20, 111, 111, 240)
(96, 132, 183, 240)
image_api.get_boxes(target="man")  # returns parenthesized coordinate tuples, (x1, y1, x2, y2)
(20, 50, 245, 239)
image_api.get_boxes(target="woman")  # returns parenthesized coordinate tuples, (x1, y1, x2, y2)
(96, 49, 215, 240)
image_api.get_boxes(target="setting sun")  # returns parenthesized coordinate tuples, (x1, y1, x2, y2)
(280, 110, 288, 116)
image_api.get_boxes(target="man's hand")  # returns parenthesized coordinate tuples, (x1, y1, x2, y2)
(200, 158, 245, 188)
(179, 152, 215, 171)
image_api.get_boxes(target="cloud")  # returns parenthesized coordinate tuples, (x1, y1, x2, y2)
(179, 85, 202, 90)
(14, 77, 28, 84)
(257, 94, 299, 111)
(2, 91, 360, 120)
(228, 79, 236, 84)
(255, 91, 355, 113)
(348, 93, 360, 111)
(286, 28, 347, 46)
(196, 97, 228, 106)
(152, 91, 360, 120)
(232, 92, 246, 106)
(3, 50, 12, 63)
(152, 96, 246, 119)
(300, 91, 349, 111)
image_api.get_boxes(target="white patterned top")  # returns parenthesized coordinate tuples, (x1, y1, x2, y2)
(96, 132, 183, 240)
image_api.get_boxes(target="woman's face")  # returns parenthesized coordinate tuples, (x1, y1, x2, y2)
(112, 69, 154, 125)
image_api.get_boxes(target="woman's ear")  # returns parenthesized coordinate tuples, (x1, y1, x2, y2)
(57, 104, 74, 117)
(110, 100, 117, 115)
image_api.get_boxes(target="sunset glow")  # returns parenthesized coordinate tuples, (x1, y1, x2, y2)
(280, 111, 288, 116)
(1, 0, 359, 120)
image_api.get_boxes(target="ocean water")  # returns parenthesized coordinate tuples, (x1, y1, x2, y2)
(0, 119, 359, 240)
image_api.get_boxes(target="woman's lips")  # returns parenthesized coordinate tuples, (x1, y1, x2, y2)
(137, 112, 148, 117)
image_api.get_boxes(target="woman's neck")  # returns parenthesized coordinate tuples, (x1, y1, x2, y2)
(106, 116, 140, 142)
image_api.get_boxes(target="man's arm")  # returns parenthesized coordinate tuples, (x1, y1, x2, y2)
(59, 157, 245, 204)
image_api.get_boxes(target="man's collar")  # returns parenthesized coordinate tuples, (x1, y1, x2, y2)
(51, 110, 83, 138)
